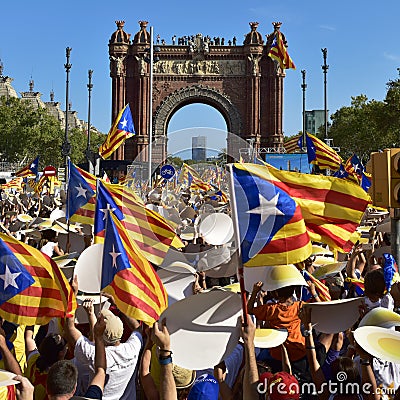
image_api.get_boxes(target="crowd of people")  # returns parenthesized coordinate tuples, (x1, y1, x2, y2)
(0, 182, 399, 400)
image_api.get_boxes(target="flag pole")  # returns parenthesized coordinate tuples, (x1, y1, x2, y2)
(227, 164, 248, 326)
(66, 159, 71, 252)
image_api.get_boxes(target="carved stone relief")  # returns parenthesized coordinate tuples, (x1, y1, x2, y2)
(153, 60, 246, 75)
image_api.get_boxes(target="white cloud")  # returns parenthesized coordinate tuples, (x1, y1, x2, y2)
(384, 52, 400, 62)
(319, 25, 336, 31)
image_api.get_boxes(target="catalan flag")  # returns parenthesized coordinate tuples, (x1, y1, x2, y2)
(231, 164, 312, 266)
(94, 181, 183, 265)
(268, 30, 296, 70)
(284, 134, 302, 153)
(67, 161, 97, 224)
(299, 133, 342, 171)
(99, 104, 135, 160)
(0, 233, 76, 325)
(28, 175, 47, 194)
(15, 156, 39, 178)
(1, 177, 23, 191)
(101, 212, 167, 325)
(300, 268, 331, 302)
(232, 163, 370, 255)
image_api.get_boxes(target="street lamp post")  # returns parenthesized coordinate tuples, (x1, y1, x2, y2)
(148, 26, 155, 187)
(301, 69, 307, 147)
(62, 47, 72, 173)
(86, 69, 94, 174)
(321, 48, 329, 141)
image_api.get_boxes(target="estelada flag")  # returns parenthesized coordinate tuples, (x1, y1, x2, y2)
(231, 163, 370, 265)
(94, 181, 183, 265)
(268, 30, 296, 70)
(101, 212, 167, 325)
(15, 156, 39, 178)
(99, 104, 135, 160)
(0, 233, 76, 325)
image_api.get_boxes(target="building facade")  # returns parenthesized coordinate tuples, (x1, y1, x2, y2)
(108, 20, 292, 163)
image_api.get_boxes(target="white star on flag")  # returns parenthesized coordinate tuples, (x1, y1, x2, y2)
(75, 183, 88, 198)
(246, 193, 284, 225)
(100, 204, 116, 220)
(0, 264, 21, 290)
(109, 245, 121, 268)
(30, 162, 36, 169)
(353, 163, 360, 173)
(120, 118, 128, 129)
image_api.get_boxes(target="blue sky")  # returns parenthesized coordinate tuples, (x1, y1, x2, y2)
(1, 0, 400, 157)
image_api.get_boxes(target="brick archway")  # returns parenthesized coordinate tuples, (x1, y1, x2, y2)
(108, 20, 287, 163)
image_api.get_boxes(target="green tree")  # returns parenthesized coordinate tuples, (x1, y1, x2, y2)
(328, 95, 397, 163)
(0, 96, 104, 168)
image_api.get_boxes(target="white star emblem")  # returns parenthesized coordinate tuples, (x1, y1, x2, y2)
(100, 203, 116, 220)
(353, 163, 360, 173)
(109, 245, 121, 268)
(246, 193, 284, 225)
(75, 183, 88, 198)
(0, 264, 21, 290)
(30, 163, 36, 169)
(120, 118, 128, 129)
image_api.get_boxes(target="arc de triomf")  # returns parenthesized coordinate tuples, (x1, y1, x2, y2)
(108, 20, 290, 163)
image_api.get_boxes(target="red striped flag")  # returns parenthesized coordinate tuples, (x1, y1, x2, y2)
(94, 181, 183, 265)
(284, 134, 302, 153)
(101, 212, 168, 325)
(15, 157, 39, 178)
(232, 163, 370, 256)
(99, 104, 135, 160)
(68, 163, 97, 225)
(231, 164, 312, 266)
(300, 133, 342, 171)
(268, 30, 296, 70)
(300, 268, 331, 302)
(0, 233, 76, 325)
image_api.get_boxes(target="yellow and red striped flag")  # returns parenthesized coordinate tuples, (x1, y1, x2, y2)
(299, 133, 342, 171)
(99, 104, 135, 160)
(232, 163, 370, 256)
(94, 181, 183, 265)
(28, 175, 47, 194)
(231, 164, 312, 266)
(0, 233, 76, 325)
(101, 212, 168, 325)
(284, 134, 302, 153)
(67, 162, 97, 225)
(15, 156, 39, 178)
(268, 30, 296, 70)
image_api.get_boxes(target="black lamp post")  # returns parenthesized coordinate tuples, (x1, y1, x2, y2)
(301, 69, 307, 148)
(62, 47, 72, 168)
(86, 69, 94, 173)
(321, 48, 329, 141)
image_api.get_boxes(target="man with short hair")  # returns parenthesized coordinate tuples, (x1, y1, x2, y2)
(47, 313, 106, 400)
(65, 280, 142, 400)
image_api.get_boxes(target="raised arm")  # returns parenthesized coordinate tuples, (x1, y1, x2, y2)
(247, 281, 263, 315)
(299, 306, 328, 400)
(88, 313, 107, 393)
(64, 275, 82, 346)
(0, 324, 21, 375)
(140, 327, 160, 400)
(24, 325, 37, 357)
(241, 314, 259, 400)
(152, 319, 177, 400)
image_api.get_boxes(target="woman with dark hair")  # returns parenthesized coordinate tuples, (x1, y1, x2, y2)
(39, 230, 64, 258)
(24, 327, 69, 400)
